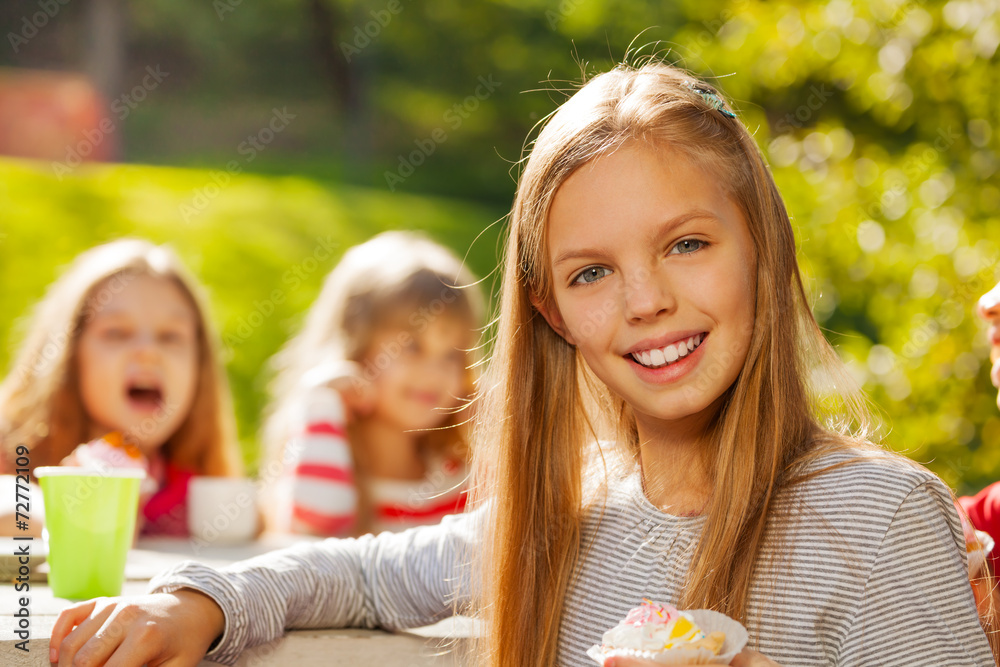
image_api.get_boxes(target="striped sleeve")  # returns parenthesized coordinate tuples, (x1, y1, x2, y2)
(148, 509, 481, 666)
(282, 387, 358, 536)
(839, 479, 991, 666)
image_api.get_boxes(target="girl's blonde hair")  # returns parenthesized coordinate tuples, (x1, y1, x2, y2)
(263, 231, 484, 533)
(469, 61, 882, 666)
(0, 239, 242, 478)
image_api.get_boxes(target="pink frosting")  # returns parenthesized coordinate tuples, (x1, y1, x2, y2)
(623, 600, 680, 627)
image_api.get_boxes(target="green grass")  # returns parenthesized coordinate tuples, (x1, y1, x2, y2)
(0, 157, 507, 471)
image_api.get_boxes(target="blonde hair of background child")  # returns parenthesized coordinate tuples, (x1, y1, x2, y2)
(0, 238, 242, 478)
(263, 230, 484, 533)
(464, 60, 951, 666)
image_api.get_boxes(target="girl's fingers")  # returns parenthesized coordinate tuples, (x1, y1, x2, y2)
(101, 625, 176, 667)
(56, 601, 116, 667)
(49, 599, 98, 663)
(68, 605, 142, 667)
(604, 659, 700, 667)
(731, 648, 782, 666)
(605, 650, 780, 667)
(104, 620, 207, 667)
(50, 593, 217, 667)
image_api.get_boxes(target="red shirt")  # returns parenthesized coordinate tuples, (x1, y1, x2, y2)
(140, 461, 194, 537)
(958, 480, 1000, 574)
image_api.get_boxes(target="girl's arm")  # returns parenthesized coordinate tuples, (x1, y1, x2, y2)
(280, 385, 359, 535)
(152, 508, 479, 662)
(50, 508, 480, 666)
(840, 479, 994, 665)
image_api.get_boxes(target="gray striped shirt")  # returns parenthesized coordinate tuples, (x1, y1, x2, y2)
(150, 451, 994, 665)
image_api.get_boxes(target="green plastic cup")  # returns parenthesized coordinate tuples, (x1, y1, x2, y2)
(35, 466, 145, 599)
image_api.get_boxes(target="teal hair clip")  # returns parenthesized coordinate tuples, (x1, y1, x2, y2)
(687, 83, 736, 119)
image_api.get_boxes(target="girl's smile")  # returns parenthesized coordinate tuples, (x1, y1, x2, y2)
(624, 331, 707, 383)
(538, 140, 757, 434)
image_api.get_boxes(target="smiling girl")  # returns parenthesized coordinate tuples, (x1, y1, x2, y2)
(50, 63, 994, 666)
(0, 239, 242, 536)
(262, 231, 483, 536)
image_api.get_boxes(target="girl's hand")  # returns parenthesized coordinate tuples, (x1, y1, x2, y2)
(50, 590, 225, 667)
(731, 650, 782, 667)
(605, 648, 781, 667)
(328, 373, 376, 420)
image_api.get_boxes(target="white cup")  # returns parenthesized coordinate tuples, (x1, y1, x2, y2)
(187, 477, 259, 545)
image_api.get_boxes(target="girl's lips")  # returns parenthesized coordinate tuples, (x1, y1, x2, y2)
(625, 333, 706, 384)
(989, 325, 1000, 349)
(408, 390, 441, 406)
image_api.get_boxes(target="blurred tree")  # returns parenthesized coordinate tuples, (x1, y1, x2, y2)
(83, 0, 125, 102)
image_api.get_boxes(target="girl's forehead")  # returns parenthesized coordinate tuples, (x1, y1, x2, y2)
(547, 142, 743, 255)
(368, 309, 473, 349)
(559, 141, 724, 205)
(87, 273, 197, 322)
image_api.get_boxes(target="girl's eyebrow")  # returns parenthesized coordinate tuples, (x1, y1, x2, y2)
(645, 208, 719, 246)
(552, 208, 719, 267)
(553, 247, 612, 268)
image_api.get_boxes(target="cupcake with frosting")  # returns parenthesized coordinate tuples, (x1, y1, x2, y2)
(73, 431, 155, 498)
(587, 599, 747, 665)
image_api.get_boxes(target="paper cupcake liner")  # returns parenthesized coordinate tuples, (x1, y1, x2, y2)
(587, 609, 748, 665)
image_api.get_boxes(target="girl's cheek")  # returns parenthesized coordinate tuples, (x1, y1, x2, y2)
(79, 341, 113, 379)
(445, 369, 465, 401)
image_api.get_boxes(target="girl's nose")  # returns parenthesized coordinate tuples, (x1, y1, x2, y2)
(978, 281, 1000, 320)
(132, 331, 160, 357)
(623, 270, 676, 322)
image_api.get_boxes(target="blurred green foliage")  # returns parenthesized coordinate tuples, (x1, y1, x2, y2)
(0, 0, 999, 491)
(0, 159, 505, 471)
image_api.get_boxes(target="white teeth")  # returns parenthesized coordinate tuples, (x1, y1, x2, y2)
(631, 334, 705, 369)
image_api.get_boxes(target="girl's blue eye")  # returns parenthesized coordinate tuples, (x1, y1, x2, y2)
(671, 239, 705, 255)
(574, 266, 611, 284)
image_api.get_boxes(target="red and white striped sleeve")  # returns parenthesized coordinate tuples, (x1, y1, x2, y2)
(281, 386, 358, 536)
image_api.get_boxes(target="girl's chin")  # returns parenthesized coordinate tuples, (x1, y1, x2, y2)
(628, 395, 721, 427)
(115, 424, 171, 452)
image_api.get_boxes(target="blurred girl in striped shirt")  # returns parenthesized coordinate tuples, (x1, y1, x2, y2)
(261, 231, 484, 537)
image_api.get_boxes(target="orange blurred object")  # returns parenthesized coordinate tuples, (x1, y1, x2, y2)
(0, 68, 117, 163)
(77, 431, 146, 470)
